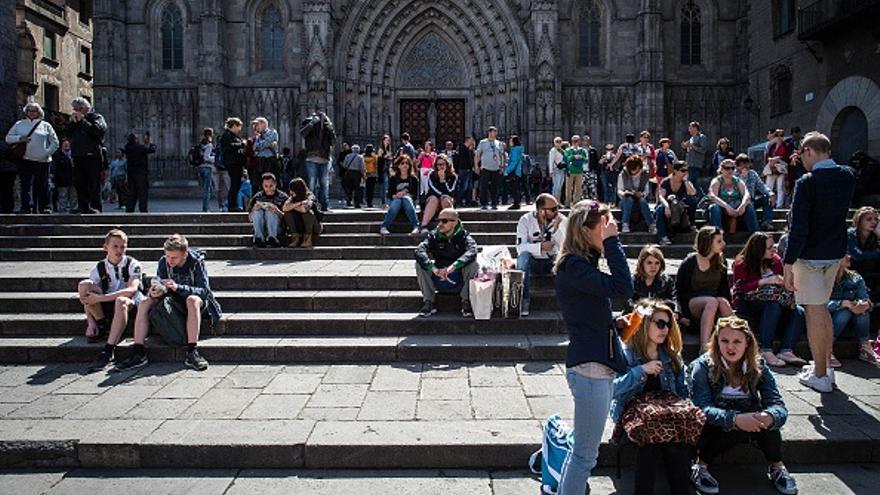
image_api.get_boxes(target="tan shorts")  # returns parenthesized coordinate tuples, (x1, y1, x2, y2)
(792, 260, 840, 305)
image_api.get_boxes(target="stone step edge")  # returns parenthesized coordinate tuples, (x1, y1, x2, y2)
(0, 336, 861, 365)
(0, 419, 873, 469)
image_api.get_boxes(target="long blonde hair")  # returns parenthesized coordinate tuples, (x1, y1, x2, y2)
(706, 316, 762, 389)
(553, 200, 610, 274)
(628, 300, 683, 374)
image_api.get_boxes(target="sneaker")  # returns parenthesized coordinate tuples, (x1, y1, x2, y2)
(86, 350, 113, 373)
(621, 223, 631, 233)
(113, 352, 148, 371)
(648, 223, 657, 235)
(419, 227, 430, 235)
(409, 227, 421, 236)
(184, 349, 209, 371)
(521, 299, 530, 317)
(461, 299, 473, 318)
(419, 300, 436, 317)
(799, 371, 833, 393)
(379, 227, 391, 236)
(859, 344, 880, 366)
(491, 205, 498, 210)
(690, 463, 720, 494)
(659, 236, 672, 246)
(481, 205, 489, 211)
(768, 464, 798, 495)
(800, 362, 836, 384)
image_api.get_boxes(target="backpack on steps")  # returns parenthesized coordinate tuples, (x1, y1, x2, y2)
(529, 414, 574, 494)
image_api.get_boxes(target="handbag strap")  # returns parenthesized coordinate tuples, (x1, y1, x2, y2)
(25, 119, 42, 138)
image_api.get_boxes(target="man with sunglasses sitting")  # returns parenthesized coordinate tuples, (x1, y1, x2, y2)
(515, 194, 568, 316)
(414, 208, 479, 317)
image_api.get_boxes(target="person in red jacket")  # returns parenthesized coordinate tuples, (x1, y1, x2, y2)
(732, 232, 806, 367)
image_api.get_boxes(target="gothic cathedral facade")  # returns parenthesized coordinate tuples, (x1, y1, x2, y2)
(92, 0, 749, 163)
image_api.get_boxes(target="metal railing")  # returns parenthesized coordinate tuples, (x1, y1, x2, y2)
(799, 0, 880, 38)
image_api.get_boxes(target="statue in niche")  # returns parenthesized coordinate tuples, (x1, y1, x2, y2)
(537, 91, 552, 125)
(428, 100, 437, 140)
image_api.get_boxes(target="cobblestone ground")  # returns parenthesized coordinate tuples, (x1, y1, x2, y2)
(1, 464, 878, 495)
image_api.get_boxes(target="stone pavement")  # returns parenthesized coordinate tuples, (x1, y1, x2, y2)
(0, 360, 879, 470)
(1, 464, 878, 495)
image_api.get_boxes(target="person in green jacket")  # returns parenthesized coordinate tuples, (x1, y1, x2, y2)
(564, 135, 588, 207)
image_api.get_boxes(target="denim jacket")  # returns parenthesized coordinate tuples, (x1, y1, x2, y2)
(688, 353, 787, 432)
(610, 345, 688, 422)
(828, 271, 873, 313)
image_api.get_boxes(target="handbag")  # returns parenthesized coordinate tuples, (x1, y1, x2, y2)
(612, 391, 706, 446)
(11, 120, 42, 160)
(743, 283, 796, 309)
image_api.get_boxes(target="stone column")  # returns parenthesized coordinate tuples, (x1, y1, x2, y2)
(198, 0, 225, 133)
(92, 0, 129, 152)
(529, 2, 561, 154)
(0, 0, 17, 132)
(634, 0, 664, 136)
(303, 1, 333, 122)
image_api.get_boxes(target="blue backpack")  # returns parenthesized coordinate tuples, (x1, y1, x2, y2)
(529, 414, 574, 494)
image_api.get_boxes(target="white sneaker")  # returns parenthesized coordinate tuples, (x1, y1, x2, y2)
(648, 223, 657, 235)
(800, 362, 835, 384)
(799, 371, 833, 393)
(379, 227, 390, 236)
(409, 227, 420, 236)
(659, 236, 672, 245)
(622, 223, 631, 233)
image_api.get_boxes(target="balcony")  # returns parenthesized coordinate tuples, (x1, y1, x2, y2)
(799, 0, 880, 40)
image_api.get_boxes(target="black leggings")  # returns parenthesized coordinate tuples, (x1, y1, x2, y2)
(633, 443, 692, 495)
(697, 424, 783, 465)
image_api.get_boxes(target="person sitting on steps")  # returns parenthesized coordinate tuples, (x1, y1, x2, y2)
(676, 226, 734, 348)
(414, 208, 478, 318)
(113, 234, 221, 372)
(283, 178, 322, 248)
(380, 155, 421, 236)
(420, 154, 457, 234)
(248, 172, 288, 248)
(79, 229, 144, 357)
(515, 193, 567, 317)
(617, 155, 656, 234)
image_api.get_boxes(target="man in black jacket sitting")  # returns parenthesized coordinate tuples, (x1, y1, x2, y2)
(414, 208, 478, 317)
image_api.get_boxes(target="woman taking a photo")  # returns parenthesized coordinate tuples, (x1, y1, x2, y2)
(732, 232, 806, 367)
(676, 226, 734, 347)
(690, 317, 797, 495)
(554, 200, 633, 495)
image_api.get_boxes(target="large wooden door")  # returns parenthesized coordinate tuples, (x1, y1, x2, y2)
(399, 99, 465, 147)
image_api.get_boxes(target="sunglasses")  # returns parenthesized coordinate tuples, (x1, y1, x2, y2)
(722, 166, 735, 171)
(437, 218, 457, 224)
(717, 316, 750, 329)
(652, 318, 671, 330)
(542, 206, 559, 213)
(677, 168, 689, 173)
(580, 201, 602, 226)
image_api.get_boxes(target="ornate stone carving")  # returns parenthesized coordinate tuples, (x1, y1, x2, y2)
(398, 33, 466, 88)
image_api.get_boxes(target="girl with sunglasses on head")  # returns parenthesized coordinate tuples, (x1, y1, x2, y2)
(689, 317, 797, 495)
(611, 299, 698, 495)
(707, 158, 759, 234)
(732, 232, 806, 367)
(419, 154, 457, 235)
(553, 200, 633, 495)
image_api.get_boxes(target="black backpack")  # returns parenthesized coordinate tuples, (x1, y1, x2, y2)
(96, 258, 147, 295)
(667, 195, 691, 233)
(188, 144, 204, 167)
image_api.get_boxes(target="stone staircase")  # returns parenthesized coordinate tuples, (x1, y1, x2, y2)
(0, 208, 876, 472)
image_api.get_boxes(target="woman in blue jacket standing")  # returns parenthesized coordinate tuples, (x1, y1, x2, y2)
(503, 135, 525, 210)
(554, 199, 633, 495)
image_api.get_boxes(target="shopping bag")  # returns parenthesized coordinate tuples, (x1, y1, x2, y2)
(501, 270, 524, 319)
(469, 278, 496, 320)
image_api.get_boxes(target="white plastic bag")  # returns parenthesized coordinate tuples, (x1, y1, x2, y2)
(477, 245, 514, 275)
(469, 278, 496, 320)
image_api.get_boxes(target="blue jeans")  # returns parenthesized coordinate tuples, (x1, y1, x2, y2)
(305, 159, 331, 210)
(708, 203, 759, 233)
(455, 170, 473, 205)
(753, 195, 774, 226)
(620, 196, 653, 226)
(559, 369, 613, 495)
(378, 174, 389, 206)
(655, 196, 697, 240)
(197, 166, 214, 212)
(552, 169, 566, 201)
(382, 196, 419, 229)
(252, 208, 281, 241)
(832, 309, 871, 341)
(600, 170, 618, 205)
(516, 252, 554, 305)
(737, 300, 805, 352)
